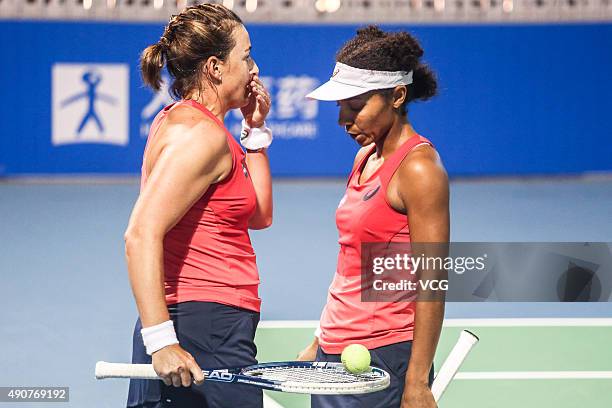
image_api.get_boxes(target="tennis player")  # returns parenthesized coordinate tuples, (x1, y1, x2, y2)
(124, 5, 272, 407)
(298, 26, 449, 408)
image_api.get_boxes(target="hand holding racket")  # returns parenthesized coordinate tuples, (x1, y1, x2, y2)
(96, 330, 478, 398)
(296, 337, 319, 361)
(151, 344, 204, 387)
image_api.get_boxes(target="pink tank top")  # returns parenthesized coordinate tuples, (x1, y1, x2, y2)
(141, 100, 260, 312)
(318, 135, 434, 353)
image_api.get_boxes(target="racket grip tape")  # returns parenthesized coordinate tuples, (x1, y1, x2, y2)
(95, 361, 159, 379)
(431, 330, 479, 402)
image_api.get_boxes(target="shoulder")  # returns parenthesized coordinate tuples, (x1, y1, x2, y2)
(395, 142, 448, 203)
(163, 104, 229, 155)
(398, 143, 446, 181)
(145, 103, 232, 182)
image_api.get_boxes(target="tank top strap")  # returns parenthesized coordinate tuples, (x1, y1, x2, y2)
(145, 102, 176, 145)
(378, 135, 434, 187)
(347, 144, 377, 186)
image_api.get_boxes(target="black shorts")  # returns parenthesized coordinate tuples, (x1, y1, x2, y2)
(127, 301, 262, 408)
(311, 341, 434, 408)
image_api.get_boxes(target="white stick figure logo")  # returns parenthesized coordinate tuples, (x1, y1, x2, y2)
(61, 70, 116, 136)
(52, 63, 129, 146)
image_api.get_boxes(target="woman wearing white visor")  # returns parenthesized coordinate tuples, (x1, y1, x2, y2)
(298, 26, 449, 408)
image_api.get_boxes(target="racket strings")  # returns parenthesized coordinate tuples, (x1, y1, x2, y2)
(243, 366, 383, 384)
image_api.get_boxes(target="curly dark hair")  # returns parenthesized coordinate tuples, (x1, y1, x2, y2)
(336, 25, 437, 114)
(140, 4, 243, 100)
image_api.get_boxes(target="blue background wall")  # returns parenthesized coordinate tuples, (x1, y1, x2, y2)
(1, 21, 611, 176)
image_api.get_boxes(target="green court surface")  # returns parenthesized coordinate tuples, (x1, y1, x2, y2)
(254, 319, 612, 408)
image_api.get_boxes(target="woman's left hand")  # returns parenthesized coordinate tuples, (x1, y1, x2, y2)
(401, 382, 437, 408)
(241, 75, 271, 128)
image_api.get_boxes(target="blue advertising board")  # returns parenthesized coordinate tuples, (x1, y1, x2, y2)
(0, 21, 611, 177)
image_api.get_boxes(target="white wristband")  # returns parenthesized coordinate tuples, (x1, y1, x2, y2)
(314, 324, 322, 339)
(240, 120, 273, 151)
(140, 320, 179, 355)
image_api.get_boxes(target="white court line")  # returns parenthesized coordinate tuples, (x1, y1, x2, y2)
(258, 318, 612, 329)
(443, 318, 612, 327)
(259, 320, 319, 328)
(454, 371, 612, 380)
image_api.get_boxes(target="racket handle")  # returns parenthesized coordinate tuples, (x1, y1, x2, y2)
(95, 361, 158, 379)
(431, 330, 479, 402)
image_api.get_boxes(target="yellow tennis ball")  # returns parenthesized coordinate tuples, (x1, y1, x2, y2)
(341, 344, 371, 374)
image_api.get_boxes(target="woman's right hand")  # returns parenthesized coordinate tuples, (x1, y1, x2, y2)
(296, 337, 319, 361)
(152, 344, 205, 387)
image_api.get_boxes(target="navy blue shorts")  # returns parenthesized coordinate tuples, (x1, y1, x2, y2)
(311, 341, 434, 408)
(127, 301, 262, 408)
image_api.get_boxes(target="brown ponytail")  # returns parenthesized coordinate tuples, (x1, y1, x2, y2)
(140, 42, 166, 91)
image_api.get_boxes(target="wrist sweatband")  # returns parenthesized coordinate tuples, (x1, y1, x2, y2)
(240, 120, 273, 151)
(140, 320, 179, 355)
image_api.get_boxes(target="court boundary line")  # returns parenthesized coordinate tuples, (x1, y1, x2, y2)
(455, 371, 612, 380)
(258, 318, 612, 329)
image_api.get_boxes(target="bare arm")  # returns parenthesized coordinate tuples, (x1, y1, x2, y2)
(124, 108, 231, 386)
(396, 147, 449, 408)
(246, 149, 273, 229)
(241, 74, 273, 229)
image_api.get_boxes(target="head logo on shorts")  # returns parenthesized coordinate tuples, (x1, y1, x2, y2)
(363, 185, 381, 201)
(52, 63, 129, 146)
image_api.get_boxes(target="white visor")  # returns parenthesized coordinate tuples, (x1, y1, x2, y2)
(306, 62, 413, 101)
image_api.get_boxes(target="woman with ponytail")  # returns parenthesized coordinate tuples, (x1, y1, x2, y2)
(298, 26, 448, 408)
(124, 4, 272, 407)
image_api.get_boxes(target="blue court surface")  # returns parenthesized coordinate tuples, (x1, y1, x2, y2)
(1, 177, 611, 407)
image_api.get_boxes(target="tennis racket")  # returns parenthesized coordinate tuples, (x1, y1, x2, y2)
(96, 329, 478, 397)
(96, 361, 389, 394)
